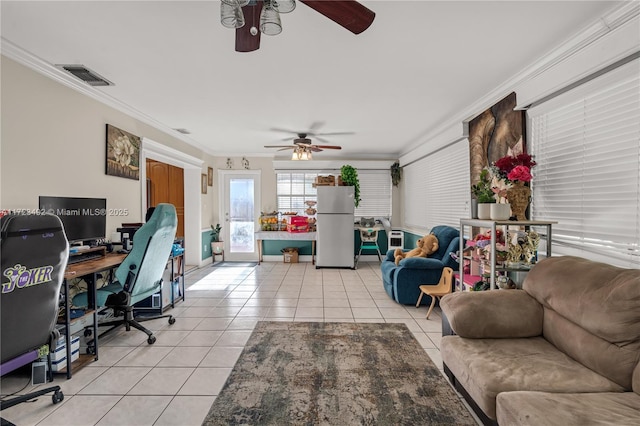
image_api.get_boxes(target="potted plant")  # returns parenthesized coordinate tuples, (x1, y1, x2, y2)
(390, 161, 402, 187)
(210, 223, 223, 254)
(472, 168, 495, 219)
(340, 164, 361, 207)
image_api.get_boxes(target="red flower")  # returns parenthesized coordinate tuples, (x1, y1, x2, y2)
(507, 165, 533, 182)
(493, 153, 537, 182)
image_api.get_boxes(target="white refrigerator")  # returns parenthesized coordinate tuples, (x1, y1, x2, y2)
(316, 186, 355, 268)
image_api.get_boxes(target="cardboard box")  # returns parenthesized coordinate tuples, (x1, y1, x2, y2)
(286, 216, 308, 233)
(52, 335, 80, 362)
(51, 348, 79, 372)
(314, 175, 335, 186)
(282, 247, 299, 263)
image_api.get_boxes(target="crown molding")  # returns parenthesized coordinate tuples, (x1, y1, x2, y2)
(399, 1, 640, 161)
(1, 37, 217, 157)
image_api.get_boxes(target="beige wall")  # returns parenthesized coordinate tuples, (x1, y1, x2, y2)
(1, 57, 401, 244)
(1, 56, 208, 238)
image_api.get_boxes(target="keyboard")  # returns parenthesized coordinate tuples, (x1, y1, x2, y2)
(67, 252, 103, 265)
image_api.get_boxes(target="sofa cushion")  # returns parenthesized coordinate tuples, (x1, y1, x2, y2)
(441, 335, 625, 420)
(441, 290, 543, 338)
(496, 391, 640, 426)
(524, 256, 640, 389)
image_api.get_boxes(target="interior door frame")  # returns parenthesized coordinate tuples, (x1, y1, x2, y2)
(218, 169, 261, 261)
(141, 138, 203, 267)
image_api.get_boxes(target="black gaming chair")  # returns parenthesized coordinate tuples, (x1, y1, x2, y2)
(0, 213, 69, 425)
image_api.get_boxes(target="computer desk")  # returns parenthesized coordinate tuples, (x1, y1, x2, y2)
(61, 252, 126, 378)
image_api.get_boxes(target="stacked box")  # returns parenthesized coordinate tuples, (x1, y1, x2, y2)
(286, 216, 308, 233)
(51, 335, 80, 371)
(313, 175, 335, 186)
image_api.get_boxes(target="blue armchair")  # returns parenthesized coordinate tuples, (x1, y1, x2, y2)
(381, 225, 460, 305)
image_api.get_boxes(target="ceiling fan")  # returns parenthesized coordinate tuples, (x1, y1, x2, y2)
(264, 123, 353, 160)
(231, 0, 376, 52)
(264, 131, 344, 160)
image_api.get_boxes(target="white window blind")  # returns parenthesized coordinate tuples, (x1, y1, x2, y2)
(528, 59, 640, 267)
(404, 140, 470, 232)
(276, 170, 392, 217)
(355, 170, 391, 218)
(276, 172, 318, 213)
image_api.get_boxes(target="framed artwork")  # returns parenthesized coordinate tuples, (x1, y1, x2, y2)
(468, 92, 525, 185)
(106, 124, 141, 180)
(201, 174, 208, 194)
(207, 167, 213, 186)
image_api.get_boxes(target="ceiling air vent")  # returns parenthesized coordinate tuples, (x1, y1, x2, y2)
(57, 64, 113, 87)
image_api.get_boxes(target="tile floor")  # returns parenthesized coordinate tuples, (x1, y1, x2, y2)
(1, 261, 477, 425)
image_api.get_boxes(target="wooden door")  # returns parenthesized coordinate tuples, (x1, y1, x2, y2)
(146, 159, 185, 238)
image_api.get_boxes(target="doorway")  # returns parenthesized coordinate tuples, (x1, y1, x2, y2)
(146, 159, 185, 239)
(220, 170, 261, 261)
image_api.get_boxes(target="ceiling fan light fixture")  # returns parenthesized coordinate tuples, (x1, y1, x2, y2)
(272, 0, 296, 14)
(260, 2, 282, 36)
(220, 1, 245, 29)
(291, 146, 312, 160)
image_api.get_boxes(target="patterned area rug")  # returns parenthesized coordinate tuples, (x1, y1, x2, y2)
(203, 321, 476, 425)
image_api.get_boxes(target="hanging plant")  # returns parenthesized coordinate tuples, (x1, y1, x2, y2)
(340, 164, 361, 207)
(390, 161, 402, 186)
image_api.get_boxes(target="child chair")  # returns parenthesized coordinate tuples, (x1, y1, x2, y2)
(355, 227, 382, 268)
(415, 267, 454, 319)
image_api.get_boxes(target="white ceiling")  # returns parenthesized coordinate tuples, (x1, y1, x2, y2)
(0, 1, 623, 160)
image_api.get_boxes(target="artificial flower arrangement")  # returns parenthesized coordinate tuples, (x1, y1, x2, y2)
(486, 153, 537, 202)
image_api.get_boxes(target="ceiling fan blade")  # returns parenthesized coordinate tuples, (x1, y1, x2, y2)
(299, 0, 375, 34)
(310, 147, 324, 152)
(235, 3, 262, 52)
(308, 121, 326, 132)
(264, 145, 295, 148)
(312, 145, 342, 150)
(312, 131, 355, 137)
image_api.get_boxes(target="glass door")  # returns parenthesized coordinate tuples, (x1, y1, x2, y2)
(221, 171, 261, 261)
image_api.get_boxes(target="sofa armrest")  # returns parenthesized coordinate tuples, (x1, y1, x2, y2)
(440, 291, 543, 338)
(441, 236, 461, 270)
(384, 250, 396, 262)
(398, 257, 444, 269)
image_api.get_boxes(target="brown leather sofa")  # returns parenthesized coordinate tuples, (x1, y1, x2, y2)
(440, 256, 640, 425)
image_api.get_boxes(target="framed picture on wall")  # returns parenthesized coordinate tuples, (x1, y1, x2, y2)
(207, 167, 213, 186)
(201, 174, 208, 194)
(105, 124, 141, 180)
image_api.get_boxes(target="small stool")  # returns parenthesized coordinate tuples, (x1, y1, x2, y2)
(212, 249, 224, 263)
(415, 267, 454, 319)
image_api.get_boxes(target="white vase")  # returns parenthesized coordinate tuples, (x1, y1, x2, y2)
(490, 203, 511, 220)
(477, 203, 492, 220)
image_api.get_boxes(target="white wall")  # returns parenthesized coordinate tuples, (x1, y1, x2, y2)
(1, 57, 209, 265)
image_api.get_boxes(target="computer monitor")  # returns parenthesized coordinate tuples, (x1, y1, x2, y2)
(38, 196, 107, 244)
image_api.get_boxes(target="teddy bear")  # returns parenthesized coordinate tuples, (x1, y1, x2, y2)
(394, 234, 439, 265)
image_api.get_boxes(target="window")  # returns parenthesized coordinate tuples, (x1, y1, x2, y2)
(355, 170, 391, 218)
(276, 170, 392, 217)
(403, 140, 470, 232)
(528, 59, 639, 267)
(276, 172, 318, 213)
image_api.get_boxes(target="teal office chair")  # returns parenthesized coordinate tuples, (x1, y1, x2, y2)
(73, 203, 178, 345)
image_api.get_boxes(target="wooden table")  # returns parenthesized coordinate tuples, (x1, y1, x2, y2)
(255, 231, 317, 265)
(61, 252, 126, 378)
